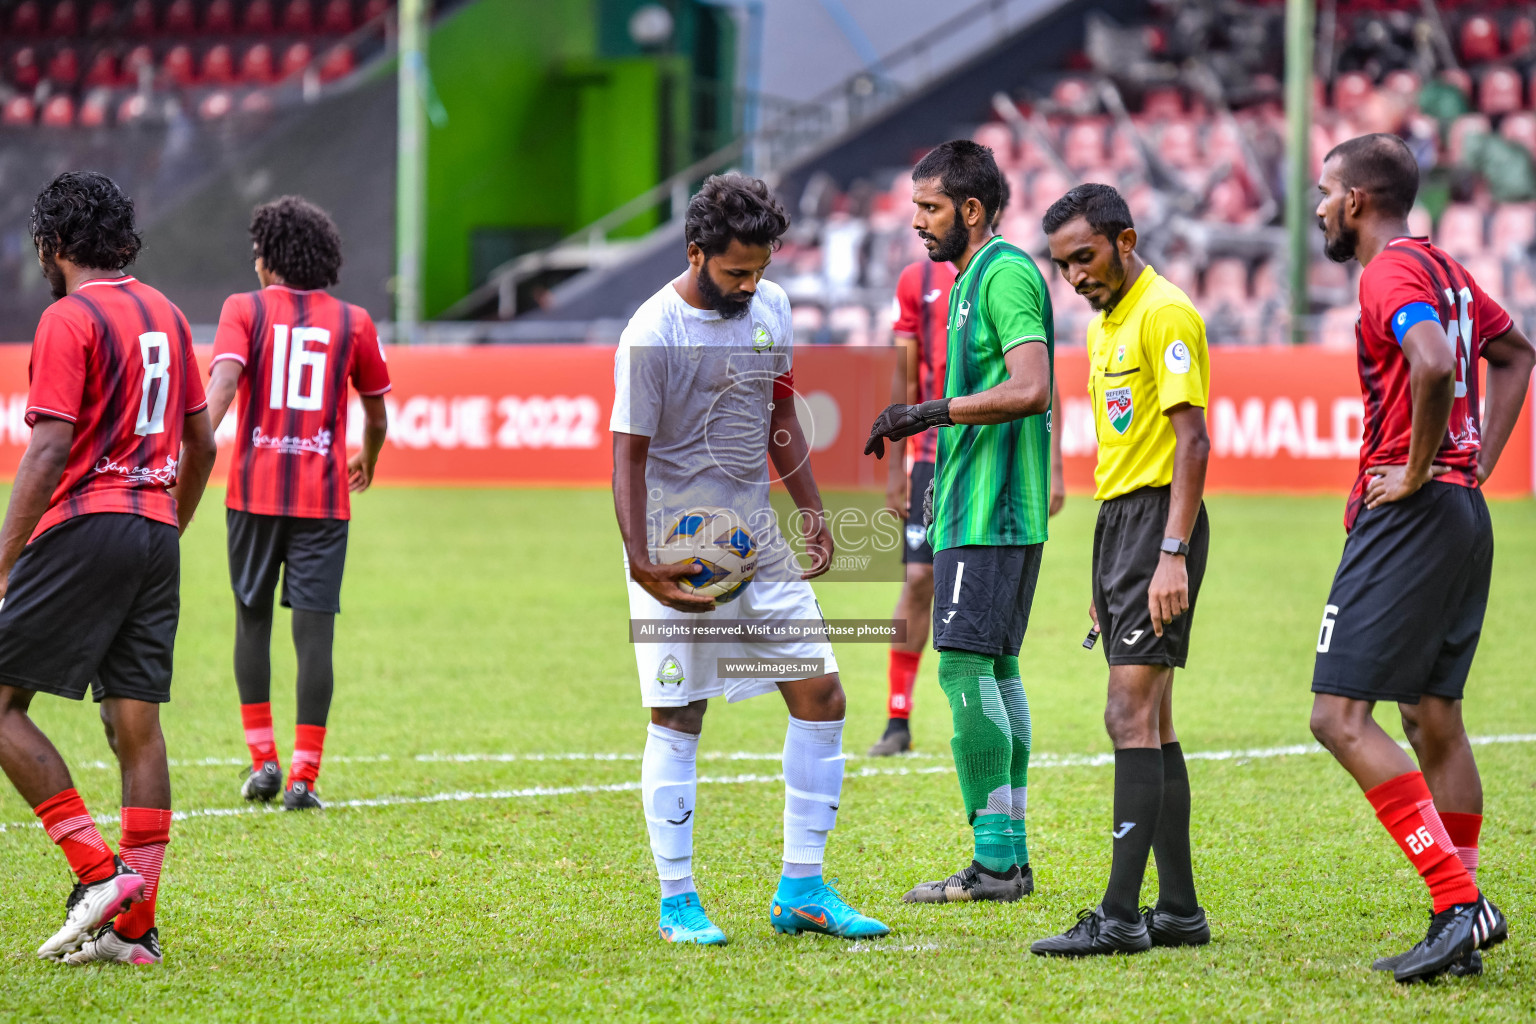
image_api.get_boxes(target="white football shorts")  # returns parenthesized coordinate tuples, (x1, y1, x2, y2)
(627, 578, 839, 707)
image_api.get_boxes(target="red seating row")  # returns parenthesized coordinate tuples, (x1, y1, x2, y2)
(2, 83, 284, 125)
(7, 39, 354, 87)
(1458, 13, 1536, 64)
(3, 0, 389, 39)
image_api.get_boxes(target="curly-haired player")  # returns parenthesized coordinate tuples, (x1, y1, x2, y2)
(203, 195, 391, 811)
(612, 173, 888, 944)
(0, 171, 217, 965)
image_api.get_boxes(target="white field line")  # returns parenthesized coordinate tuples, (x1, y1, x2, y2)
(8, 733, 1533, 836)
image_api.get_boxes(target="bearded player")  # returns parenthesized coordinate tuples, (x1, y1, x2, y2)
(870, 180, 1065, 759)
(613, 173, 888, 945)
(1310, 133, 1532, 982)
(0, 171, 217, 964)
(205, 196, 391, 811)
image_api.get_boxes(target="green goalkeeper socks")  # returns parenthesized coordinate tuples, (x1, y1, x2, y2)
(994, 654, 1031, 867)
(938, 650, 1015, 873)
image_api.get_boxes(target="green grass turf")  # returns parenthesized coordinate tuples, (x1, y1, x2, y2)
(3, 488, 1536, 1022)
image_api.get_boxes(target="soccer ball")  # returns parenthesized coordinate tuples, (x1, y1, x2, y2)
(657, 506, 757, 604)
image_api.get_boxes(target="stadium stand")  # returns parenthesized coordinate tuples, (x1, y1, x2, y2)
(0, 0, 391, 125)
(763, 0, 1536, 347)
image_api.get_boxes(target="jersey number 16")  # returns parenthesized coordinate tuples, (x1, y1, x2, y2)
(269, 325, 330, 412)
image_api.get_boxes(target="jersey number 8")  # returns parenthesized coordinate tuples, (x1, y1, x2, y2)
(134, 331, 171, 436)
(269, 325, 330, 412)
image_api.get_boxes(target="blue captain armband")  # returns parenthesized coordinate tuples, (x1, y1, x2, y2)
(1391, 302, 1441, 344)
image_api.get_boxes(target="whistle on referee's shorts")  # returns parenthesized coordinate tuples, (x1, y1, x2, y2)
(1082, 627, 1100, 650)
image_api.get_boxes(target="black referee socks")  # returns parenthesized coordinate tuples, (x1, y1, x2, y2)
(1152, 742, 1200, 916)
(1102, 747, 1164, 922)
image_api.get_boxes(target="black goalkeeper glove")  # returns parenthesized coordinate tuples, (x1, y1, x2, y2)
(922, 479, 934, 527)
(863, 399, 954, 459)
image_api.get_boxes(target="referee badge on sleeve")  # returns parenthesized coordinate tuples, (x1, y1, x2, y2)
(1164, 340, 1192, 375)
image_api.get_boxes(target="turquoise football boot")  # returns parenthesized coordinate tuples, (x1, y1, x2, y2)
(658, 892, 727, 945)
(768, 877, 890, 939)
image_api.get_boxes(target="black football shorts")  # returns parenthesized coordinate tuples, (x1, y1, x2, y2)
(903, 460, 936, 565)
(0, 513, 180, 703)
(931, 544, 1043, 657)
(227, 509, 349, 614)
(1092, 485, 1210, 668)
(1312, 481, 1491, 704)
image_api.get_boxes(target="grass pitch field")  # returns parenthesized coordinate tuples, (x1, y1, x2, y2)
(3, 487, 1536, 1022)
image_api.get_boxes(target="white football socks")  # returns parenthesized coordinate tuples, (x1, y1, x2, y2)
(642, 723, 698, 898)
(782, 715, 846, 876)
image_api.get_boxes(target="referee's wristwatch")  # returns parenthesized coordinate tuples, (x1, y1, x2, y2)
(1160, 537, 1189, 558)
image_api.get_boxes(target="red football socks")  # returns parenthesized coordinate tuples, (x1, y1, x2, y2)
(114, 807, 172, 937)
(1366, 772, 1479, 912)
(887, 650, 920, 719)
(34, 788, 115, 886)
(290, 724, 326, 785)
(240, 702, 281, 772)
(1441, 811, 1482, 885)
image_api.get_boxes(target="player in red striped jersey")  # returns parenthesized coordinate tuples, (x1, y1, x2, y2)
(204, 196, 390, 811)
(1310, 134, 1534, 982)
(0, 172, 217, 965)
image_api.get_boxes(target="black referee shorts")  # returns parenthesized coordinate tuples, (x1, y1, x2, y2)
(1092, 486, 1210, 668)
(903, 460, 935, 565)
(227, 509, 349, 614)
(1312, 481, 1491, 705)
(0, 513, 180, 703)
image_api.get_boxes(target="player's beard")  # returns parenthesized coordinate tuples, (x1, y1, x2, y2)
(696, 259, 753, 320)
(39, 252, 66, 300)
(922, 208, 970, 264)
(1084, 247, 1126, 312)
(1322, 208, 1358, 264)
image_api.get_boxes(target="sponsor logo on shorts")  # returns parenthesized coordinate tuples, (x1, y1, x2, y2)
(1123, 629, 1145, 646)
(905, 525, 926, 549)
(1105, 387, 1134, 434)
(656, 654, 685, 687)
(1112, 821, 1136, 838)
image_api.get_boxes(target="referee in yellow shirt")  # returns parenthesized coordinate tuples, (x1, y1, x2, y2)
(1032, 184, 1213, 957)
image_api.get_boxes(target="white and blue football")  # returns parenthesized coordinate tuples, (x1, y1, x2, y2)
(658, 506, 757, 604)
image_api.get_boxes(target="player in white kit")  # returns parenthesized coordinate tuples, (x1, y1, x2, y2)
(612, 173, 889, 945)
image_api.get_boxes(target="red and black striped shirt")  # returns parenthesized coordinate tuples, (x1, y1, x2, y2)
(892, 259, 956, 463)
(1348, 236, 1513, 530)
(26, 276, 208, 541)
(212, 286, 391, 520)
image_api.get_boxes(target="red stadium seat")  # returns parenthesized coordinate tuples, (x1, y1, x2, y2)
(1478, 65, 1522, 116)
(972, 122, 1014, 166)
(1319, 305, 1359, 351)
(83, 48, 117, 87)
(163, 44, 197, 86)
(1436, 203, 1486, 260)
(1460, 15, 1500, 64)
(1489, 203, 1536, 256)
(1500, 111, 1536, 161)
(198, 89, 234, 120)
(317, 43, 354, 82)
(164, 0, 196, 34)
(1447, 113, 1491, 165)
(47, 46, 80, 85)
(49, 0, 80, 36)
(282, 0, 313, 33)
(1203, 259, 1249, 305)
(1162, 256, 1199, 298)
(243, 0, 275, 33)
(86, 0, 113, 32)
(1381, 69, 1419, 98)
(240, 89, 274, 115)
(203, 44, 236, 84)
(1157, 119, 1200, 169)
(361, 0, 389, 22)
(1251, 260, 1278, 301)
(320, 0, 353, 33)
(1051, 77, 1093, 114)
(123, 44, 155, 84)
(117, 91, 150, 123)
(240, 43, 275, 83)
(1332, 72, 1374, 115)
(77, 87, 112, 127)
(1027, 168, 1070, 212)
(1062, 119, 1108, 171)
(1461, 256, 1504, 304)
(128, 0, 156, 34)
(1207, 120, 1246, 167)
(1108, 125, 1141, 170)
(1438, 68, 1473, 101)
(1, 95, 36, 126)
(204, 0, 235, 33)
(11, 47, 42, 90)
(11, 1, 42, 36)
(40, 93, 75, 127)
(1509, 16, 1535, 58)
(1142, 86, 1183, 120)
(280, 41, 312, 79)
